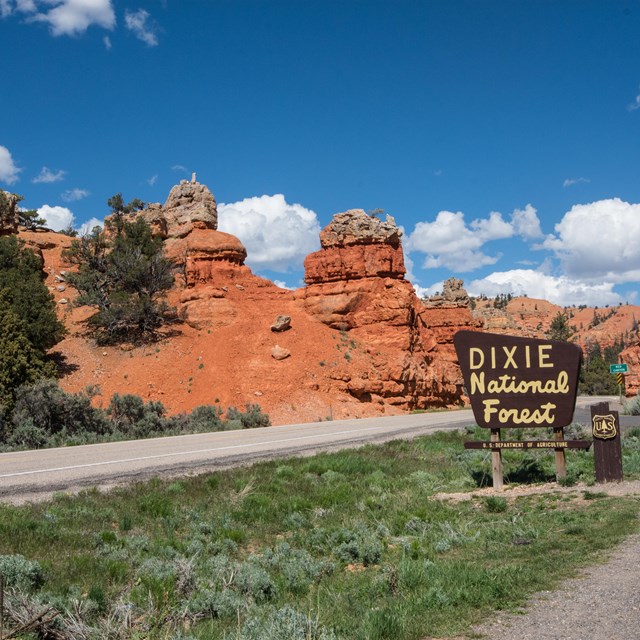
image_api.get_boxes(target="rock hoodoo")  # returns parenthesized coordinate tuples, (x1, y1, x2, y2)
(296, 209, 476, 408)
(0, 190, 20, 235)
(304, 209, 406, 285)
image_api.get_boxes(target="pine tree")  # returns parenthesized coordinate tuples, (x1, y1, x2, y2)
(63, 200, 175, 344)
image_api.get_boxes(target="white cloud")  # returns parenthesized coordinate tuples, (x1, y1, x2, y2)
(103, 34, 111, 49)
(273, 280, 296, 290)
(32, 166, 66, 183)
(406, 205, 545, 272)
(0, 145, 20, 184)
(218, 194, 321, 273)
(61, 187, 89, 202)
(542, 198, 640, 282)
(466, 269, 621, 307)
(172, 164, 188, 173)
(124, 8, 157, 46)
(0, 0, 12, 17)
(563, 177, 590, 188)
(29, 0, 115, 36)
(406, 210, 512, 272)
(38, 204, 74, 231)
(627, 92, 640, 112)
(77, 216, 103, 235)
(511, 204, 543, 239)
(147, 174, 158, 186)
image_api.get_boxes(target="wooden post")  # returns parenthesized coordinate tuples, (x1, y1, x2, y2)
(490, 428, 504, 489)
(591, 402, 623, 483)
(554, 427, 567, 480)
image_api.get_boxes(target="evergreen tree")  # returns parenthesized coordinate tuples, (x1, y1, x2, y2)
(0, 235, 66, 352)
(63, 201, 175, 344)
(0, 296, 52, 410)
(547, 311, 574, 342)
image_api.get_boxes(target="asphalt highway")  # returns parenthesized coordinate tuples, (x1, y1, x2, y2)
(0, 395, 631, 504)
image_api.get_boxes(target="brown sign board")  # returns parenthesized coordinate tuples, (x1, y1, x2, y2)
(454, 331, 582, 429)
(590, 403, 623, 482)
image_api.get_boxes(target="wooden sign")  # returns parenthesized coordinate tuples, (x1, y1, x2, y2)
(591, 402, 623, 482)
(454, 331, 582, 429)
(464, 440, 591, 451)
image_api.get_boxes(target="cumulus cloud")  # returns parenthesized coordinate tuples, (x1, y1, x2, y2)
(61, 187, 89, 202)
(124, 8, 157, 46)
(28, 0, 115, 36)
(466, 269, 621, 307)
(542, 198, 640, 282)
(406, 205, 545, 272)
(32, 166, 66, 183)
(511, 204, 543, 239)
(218, 194, 321, 273)
(0, 0, 11, 17)
(37, 204, 74, 231)
(77, 216, 103, 235)
(563, 177, 590, 188)
(406, 210, 511, 271)
(0, 145, 21, 184)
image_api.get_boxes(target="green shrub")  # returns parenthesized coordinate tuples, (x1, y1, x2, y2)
(332, 526, 383, 566)
(226, 404, 271, 428)
(187, 404, 224, 432)
(107, 393, 167, 437)
(238, 605, 336, 640)
(235, 562, 277, 603)
(484, 496, 508, 513)
(623, 394, 640, 416)
(0, 554, 44, 591)
(8, 380, 109, 447)
(187, 588, 245, 619)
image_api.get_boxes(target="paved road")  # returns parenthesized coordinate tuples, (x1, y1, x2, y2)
(0, 395, 631, 504)
(0, 410, 475, 504)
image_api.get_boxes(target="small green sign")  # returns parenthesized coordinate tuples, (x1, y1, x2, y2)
(609, 363, 628, 374)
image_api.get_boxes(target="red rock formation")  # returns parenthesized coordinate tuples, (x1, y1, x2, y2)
(0, 190, 20, 235)
(297, 210, 479, 408)
(620, 336, 640, 397)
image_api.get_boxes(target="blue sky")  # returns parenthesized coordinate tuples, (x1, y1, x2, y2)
(2, 1, 640, 306)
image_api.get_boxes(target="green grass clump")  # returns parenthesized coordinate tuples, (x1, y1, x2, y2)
(0, 430, 637, 639)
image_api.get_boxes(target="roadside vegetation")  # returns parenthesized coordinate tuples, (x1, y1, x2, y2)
(0, 235, 65, 412)
(0, 430, 638, 639)
(0, 379, 270, 452)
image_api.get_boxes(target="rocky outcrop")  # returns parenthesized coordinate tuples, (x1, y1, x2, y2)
(0, 190, 20, 235)
(423, 277, 470, 308)
(300, 209, 407, 328)
(296, 209, 477, 408)
(621, 337, 640, 397)
(133, 175, 218, 240)
(319, 209, 401, 248)
(160, 176, 218, 237)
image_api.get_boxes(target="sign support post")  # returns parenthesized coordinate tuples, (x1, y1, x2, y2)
(490, 428, 503, 489)
(554, 427, 567, 480)
(591, 402, 623, 482)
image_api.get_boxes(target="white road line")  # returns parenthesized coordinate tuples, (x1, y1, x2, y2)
(0, 423, 445, 479)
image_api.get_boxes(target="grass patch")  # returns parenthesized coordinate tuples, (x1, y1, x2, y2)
(0, 430, 637, 639)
